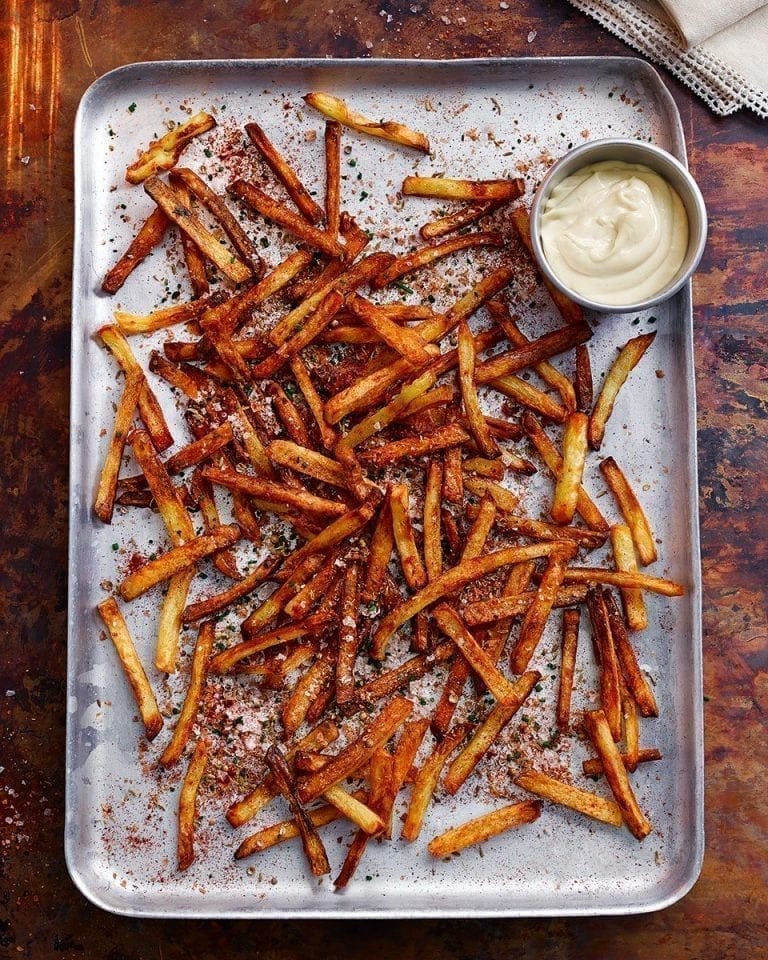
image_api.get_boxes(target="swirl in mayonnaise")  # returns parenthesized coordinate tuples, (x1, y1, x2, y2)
(540, 160, 689, 305)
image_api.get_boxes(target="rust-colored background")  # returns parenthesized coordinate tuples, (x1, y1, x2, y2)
(1, 0, 766, 957)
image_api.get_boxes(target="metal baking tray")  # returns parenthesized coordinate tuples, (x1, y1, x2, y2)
(67, 57, 703, 918)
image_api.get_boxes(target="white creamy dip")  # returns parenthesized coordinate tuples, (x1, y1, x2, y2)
(540, 160, 689, 305)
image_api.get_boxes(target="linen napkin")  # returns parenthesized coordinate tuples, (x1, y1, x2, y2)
(569, 0, 768, 117)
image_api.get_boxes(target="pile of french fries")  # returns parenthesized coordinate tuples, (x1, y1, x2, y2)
(94, 93, 683, 885)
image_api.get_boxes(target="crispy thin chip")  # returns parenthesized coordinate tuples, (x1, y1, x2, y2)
(489, 373, 568, 423)
(336, 564, 361, 707)
(587, 588, 622, 742)
(126, 111, 216, 184)
(202, 466, 347, 518)
(182, 557, 277, 623)
(324, 120, 342, 237)
(355, 642, 454, 705)
(442, 445, 464, 505)
(575, 344, 593, 413)
(289, 356, 338, 450)
(283, 655, 335, 735)
(582, 748, 662, 778)
(304, 92, 429, 152)
(476, 322, 592, 383)
(602, 590, 659, 718)
(458, 319, 498, 457)
(423, 461, 443, 581)
(347, 294, 433, 366)
(358, 423, 468, 469)
(419, 199, 505, 241)
(563, 568, 682, 596)
(251, 290, 345, 378)
(93, 375, 142, 523)
(461, 583, 589, 627)
(372, 231, 503, 290)
(339, 369, 437, 451)
(491, 513, 607, 549)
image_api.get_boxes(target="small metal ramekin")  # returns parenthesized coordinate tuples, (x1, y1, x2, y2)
(529, 138, 707, 313)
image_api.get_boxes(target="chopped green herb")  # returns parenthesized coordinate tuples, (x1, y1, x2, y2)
(128, 103, 137, 113)
(394, 280, 414, 295)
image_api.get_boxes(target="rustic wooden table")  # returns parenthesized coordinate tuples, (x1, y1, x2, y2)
(1, 0, 766, 956)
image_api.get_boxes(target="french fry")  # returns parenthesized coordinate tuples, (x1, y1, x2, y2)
(402, 176, 524, 202)
(551, 412, 589, 524)
(355, 642, 454, 705)
(358, 423, 469, 469)
(509, 206, 584, 326)
(460, 493, 496, 562)
(121, 423, 235, 493)
(412, 610, 430, 653)
(428, 799, 541, 857)
(556, 608, 580, 732)
(268, 381, 312, 448)
(174, 179, 210, 297)
(401, 724, 469, 841)
(347, 294, 433, 366)
(389, 484, 427, 590)
(372, 231, 503, 290)
(334, 749, 392, 888)
(177, 738, 209, 871)
(589, 333, 656, 450)
(461, 583, 589, 627)
(476, 322, 592, 383)
(489, 374, 568, 424)
(582, 748, 662, 778)
(126, 111, 216, 183)
(423, 461, 443, 581)
(102, 207, 169, 293)
(201, 466, 347, 518)
(284, 557, 340, 620)
(160, 620, 215, 766)
(182, 557, 277, 623)
(118, 524, 241, 601)
(510, 545, 576, 674)
(575, 344, 593, 413)
(515, 769, 623, 828)
(169, 167, 263, 272)
(419, 199, 506, 241)
(336, 563, 361, 707)
(491, 514, 607, 549)
(324, 120, 341, 238)
(587, 588, 622, 742)
(463, 456, 505, 480)
(362, 499, 395, 605)
(458, 319, 498, 457)
(600, 457, 657, 566)
(144, 176, 251, 283)
(93, 374, 142, 523)
(562, 567, 684, 597)
(323, 784, 384, 835)
(303, 92, 430, 153)
(583, 710, 652, 840)
(602, 590, 659, 718)
(442, 446, 464, 505)
(250, 290, 345, 378)
(282, 655, 335, 735)
(114, 295, 220, 335)
(268, 439, 348, 489)
(297, 696, 413, 803)
(96, 597, 163, 741)
(339, 369, 436, 450)
(443, 671, 540, 795)
(226, 721, 339, 827)
(522, 413, 609, 533)
(265, 745, 331, 876)
(245, 122, 324, 224)
(228, 179, 343, 258)
(610, 524, 648, 631)
(190, 471, 246, 579)
(289, 356, 338, 450)
(241, 555, 325, 638)
(463, 476, 519, 514)
(622, 689, 640, 772)
(371, 542, 566, 660)
(433, 605, 522, 705)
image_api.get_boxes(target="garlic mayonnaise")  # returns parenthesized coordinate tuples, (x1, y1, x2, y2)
(540, 160, 688, 305)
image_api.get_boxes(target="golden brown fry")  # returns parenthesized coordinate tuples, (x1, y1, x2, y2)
(515, 769, 623, 827)
(336, 563, 361, 707)
(491, 514, 607, 549)
(433, 605, 521, 704)
(610, 524, 648, 631)
(458, 319, 498, 457)
(347, 294, 433, 366)
(289, 356, 338, 450)
(251, 290, 345, 378)
(575, 344, 593, 413)
(114, 295, 218, 335)
(304, 92, 430, 152)
(428, 798, 541, 857)
(160, 621, 215, 766)
(144, 176, 251, 283)
(358, 423, 469, 469)
(476, 322, 592, 383)
(118, 524, 241, 601)
(126, 111, 216, 183)
(600, 457, 657, 566)
(177, 737, 209, 871)
(175, 179, 210, 297)
(402, 176, 524, 201)
(602, 590, 659, 718)
(556, 608, 580, 732)
(587, 588, 622, 742)
(339, 370, 437, 450)
(268, 439, 348, 488)
(334, 749, 391, 888)
(190, 469, 242, 581)
(389, 484, 427, 590)
(582, 748, 662, 778)
(522, 413, 609, 533)
(442, 445, 464, 505)
(265, 745, 331, 876)
(583, 709, 652, 840)
(283, 656, 335, 735)
(489, 374, 568, 424)
(102, 207, 169, 294)
(419, 199, 505, 241)
(170, 166, 263, 272)
(324, 120, 341, 237)
(510, 546, 575, 674)
(443, 671, 540, 795)
(551, 412, 589, 524)
(423, 461, 443, 582)
(284, 557, 340, 621)
(268, 381, 312, 448)
(461, 583, 589, 627)
(355, 643, 456, 707)
(462, 456, 505, 480)
(201, 465, 347, 518)
(96, 597, 163, 740)
(460, 493, 496, 562)
(297, 696, 413, 803)
(93, 375, 142, 523)
(245, 122, 324, 224)
(463, 476, 519, 514)
(182, 557, 278, 623)
(323, 784, 384, 835)
(563, 567, 683, 596)
(589, 333, 656, 450)
(362, 498, 395, 605)
(622, 689, 640, 772)
(228, 179, 343, 258)
(401, 724, 469, 841)
(241, 554, 325, 638)
(372, 231, 504, 290)
(371, 542, 565, 660)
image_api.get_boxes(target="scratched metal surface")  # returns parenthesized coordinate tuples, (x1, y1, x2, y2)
(1, 0, 766, 956)
(67, 57, 701, 918)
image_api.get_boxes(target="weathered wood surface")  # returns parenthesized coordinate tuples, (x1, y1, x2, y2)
(0, 1, 766, 956)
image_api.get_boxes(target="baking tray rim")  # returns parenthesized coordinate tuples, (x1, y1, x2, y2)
(66, 55, 704, 919)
